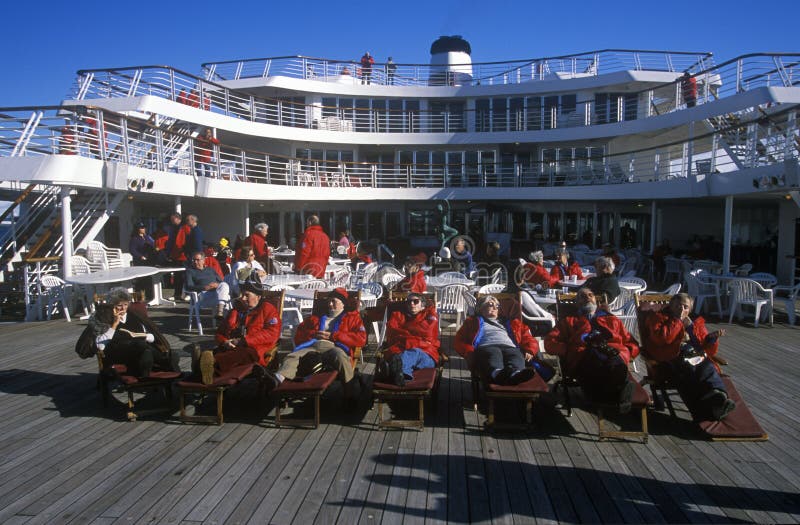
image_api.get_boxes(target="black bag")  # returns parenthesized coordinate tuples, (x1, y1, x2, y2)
(295, 352, 331, 380)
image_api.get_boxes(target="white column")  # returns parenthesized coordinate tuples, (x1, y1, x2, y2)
(174, 196, 182, 216)
(723, 195, 733, 273)
(592, 204, 598, 249)
(244, 201, 250, 237)
(60, 187, 73, 278)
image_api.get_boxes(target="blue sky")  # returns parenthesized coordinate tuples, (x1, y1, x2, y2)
(1, 0, 798, 107)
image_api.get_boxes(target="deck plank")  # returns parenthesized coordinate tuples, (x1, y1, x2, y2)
(0, 314, 797, 523)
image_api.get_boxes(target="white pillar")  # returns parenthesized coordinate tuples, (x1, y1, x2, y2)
(244, 201, 250, 237)
(174, 196, 182, 216)
(592, 204, 598, 249)
(723, 195, 733, 273)
(650, 201, 657, 254)
(60, 187, 73, 278)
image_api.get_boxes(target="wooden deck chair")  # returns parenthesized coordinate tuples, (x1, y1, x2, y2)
(177, 290, 284, 425)
(471, 291, 550, 431)
(553, 292, 650, 442)
(89, 301, 181, 421)
(635, 294, 767, 441)
(271, 289, 363, 428)
(372, 292, 443, 430)
(634, 294, 679, 416)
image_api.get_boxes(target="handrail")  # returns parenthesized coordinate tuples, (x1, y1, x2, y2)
(0, 183, 36, 224)
(66, 53, 800, 138)
(0, 103, 796, 193)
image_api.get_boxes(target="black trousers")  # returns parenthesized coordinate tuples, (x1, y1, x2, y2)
(105, 339, 177, 377)
(575, 348, 629, 405)
(665, 357, 727, 421)
(474, 345, 525, 380)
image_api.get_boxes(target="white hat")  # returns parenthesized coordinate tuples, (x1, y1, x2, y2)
(439, 247, 451, 259)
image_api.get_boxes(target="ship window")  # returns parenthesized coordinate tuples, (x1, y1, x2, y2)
(429, 101, 446, 133)
(388, 99, 403, 133)
(406, 100, 420, 133)
(510, 98, 525, 131)
(511, 212, 527, 239)
(526, 96, 542, 130)
(492, 98, 508, 132)
(352, 211, 367, 241)
(386, 211, 402, 239)
(475, 99, 490, 132)
(368, 211, 384, 240)
(322, 98, 337, 118)
(408, 209, 437, 236)
(530, 213, 544, 241)
(355, 99, 371, 132)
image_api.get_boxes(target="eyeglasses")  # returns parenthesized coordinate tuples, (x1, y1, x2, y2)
(192, 258, 203, 262)
(407, 298, 421, 304)
(484, 302, 499, 308)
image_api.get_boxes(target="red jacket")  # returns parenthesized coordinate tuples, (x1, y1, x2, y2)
(294, 225, 330, 278)
(215, 300, 281, 366)
(545, 313, 639, 374)
(642, 311, 720, 370)
(195, 134, 220, 164)
(395, 271, 427, 293)
(550, 262, 584, 281)
(383, 305, 440, 362)
(170, 224, 191, 262)
(204, 256, 225, 279)
(247, 232, 271, 263)
(521, 263, 556, 287)
(454, 316, 539, 359)
(294, 310, 367, 364)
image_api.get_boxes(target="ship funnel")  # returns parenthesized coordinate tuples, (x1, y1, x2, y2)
(429, 35, 472, 86)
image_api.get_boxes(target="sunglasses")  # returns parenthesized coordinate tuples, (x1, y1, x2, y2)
(407, 298, 421, 304)
(484, 302, 500, 308)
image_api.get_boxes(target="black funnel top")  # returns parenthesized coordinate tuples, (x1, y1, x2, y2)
(430, 35, 471, 56)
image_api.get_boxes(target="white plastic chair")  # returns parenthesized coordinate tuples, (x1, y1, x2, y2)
(734, 263, 753, 276)
(520, 290, 555, 329)
(728, 278, 773, 327)
(39, 275, 72, 322)
(643, 283, 681, 295)
(329, 267, 352, 287)
(187, 291, 216, 336)
(357, 282, 384, 308)
(478, 283, 506, 294)
(619, 276, 647, 293)
(748, 272, 778, 289)
(436, 283, 470, 328)
(685, 271, 723, 316)
(297, 279, 329, 315)
(773, 282, 800, 325)
(663, 256, 682, 283)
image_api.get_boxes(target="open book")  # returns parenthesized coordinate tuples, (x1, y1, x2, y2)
(118, 328, 149, 338)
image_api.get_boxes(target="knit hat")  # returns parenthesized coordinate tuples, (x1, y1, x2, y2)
(241, 276, 266, 296)
(327, 287, 349, 304)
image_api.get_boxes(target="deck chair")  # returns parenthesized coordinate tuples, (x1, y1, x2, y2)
(176, 290, 284, 425)
(552, 292, 650, 442)
(79, 301, 181, 421)
(635, 294, 768, 441)
(470, 292, 550, 431)
(271, 289, 363, 428)
(372, 292, 443, 430)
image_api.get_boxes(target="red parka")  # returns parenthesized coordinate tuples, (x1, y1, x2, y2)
(395, 270, 427, 293)
(642, 311, 720, 371)
(294, 310, 367, 364)
(383, 305, 440, 362)
(545, 312, 639, 374)
(294, 225, 330, 278)
(521, 263, 557, 287)
(215, 299, 281, 366)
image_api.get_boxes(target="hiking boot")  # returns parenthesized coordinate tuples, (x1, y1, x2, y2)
(199, 350, 215, 385)
(187, 344, 203, 377)
(216, 303, 226, 319)
(492, 367, 513, 386)
(705, 389, 735, 420)
(714, 399, 736, 421)
(252, 366, 281, 393)
(508, 367, 536, 385)
(389, 354, 405, 386)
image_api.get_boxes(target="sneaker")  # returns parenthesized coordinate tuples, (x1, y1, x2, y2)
(199, 350, 215, 385)
(252, 366, 280, 393)
(183, 404, 196, 417)
(216, 303, 226, 319)
(507, 367, 536, 385)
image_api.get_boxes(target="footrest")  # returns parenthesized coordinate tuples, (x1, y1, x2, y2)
(176, 364, 255, 425)
(373, 368, 439, 430)
(271, 371, 338, 428)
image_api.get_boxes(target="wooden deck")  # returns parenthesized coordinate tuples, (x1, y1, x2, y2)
(0, 306, 799, 524)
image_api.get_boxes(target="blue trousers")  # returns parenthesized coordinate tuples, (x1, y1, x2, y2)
(474, 345, 525, 380)
(400, 348, 436, 379)
(666, 356, 727, 421)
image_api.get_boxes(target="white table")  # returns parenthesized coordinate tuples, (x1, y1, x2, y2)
(273, 250, 296, 260)
(559, 279, 587, 289)
(262, 273, 314, 287)
(284, 288, 376, 303)
(425, 275, 475, 289)
(65, 266, 184, 314)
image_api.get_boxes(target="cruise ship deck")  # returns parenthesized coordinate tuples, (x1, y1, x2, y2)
(0, 310, 798, 523)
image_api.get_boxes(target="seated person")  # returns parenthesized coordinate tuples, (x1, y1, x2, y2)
(185, 251, 231, 318)
(395, 257, 427, 293)
(273, 288, 367, 402)
(451, 237, 475, 276)
(642, 293, 735, 421)
(518, 250, 556, 289)
(226, 247, 267, 297)
(602, 243, 621, 269)
(381, 293, 440, 386)
(455, 295, 539, 385)
(550, 251, 584, 282)
(92, 289, 179, 377)
(196, 277, 281, 384)
(545, 287, 639, 411)
(584, 256, 621, 304)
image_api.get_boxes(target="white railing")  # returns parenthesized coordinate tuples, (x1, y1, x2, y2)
(200, 50, 712, 85)
(67, 54, 800, 137)
(1, 105, 797, 192)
